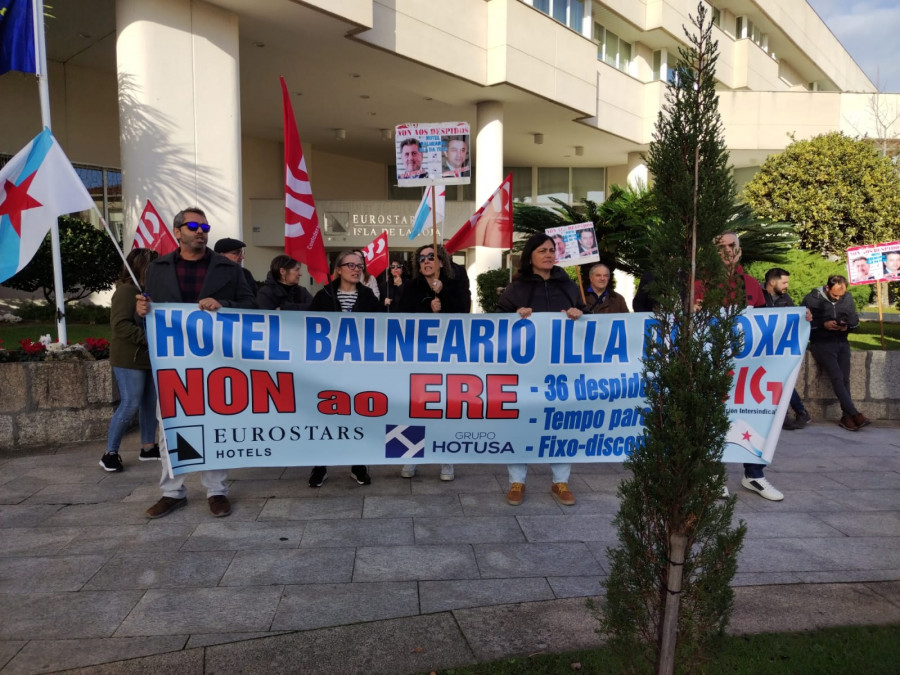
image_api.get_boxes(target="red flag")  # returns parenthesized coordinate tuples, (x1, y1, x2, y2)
(444, 173, 513, 254)
(361, 231, 389, 277)
(281, 77, 329, 284)
(132, 199, 177, 255)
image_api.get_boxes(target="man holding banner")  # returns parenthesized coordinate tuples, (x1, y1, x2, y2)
(136, 206, 256, 519)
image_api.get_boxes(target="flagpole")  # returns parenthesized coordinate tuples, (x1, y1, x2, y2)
(430, 186, 437, 253)
(33, 0, 69, 343)
(99, 213, 141, 290)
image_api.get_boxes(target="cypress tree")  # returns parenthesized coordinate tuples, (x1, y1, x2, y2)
(600, 6, 747, 672)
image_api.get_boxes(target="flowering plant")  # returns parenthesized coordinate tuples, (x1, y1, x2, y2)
(19, 338, 48, 360)
(82, 337, 110, 360)
(0, 336, 110, 362)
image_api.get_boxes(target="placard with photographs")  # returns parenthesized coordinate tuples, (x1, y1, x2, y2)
(395, 122, 470, 187)
(545, 222, 600, 267)
(846, 241, 900, 284)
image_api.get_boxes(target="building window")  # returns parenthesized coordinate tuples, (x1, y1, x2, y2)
(507, 167, 605, 205)
(0, 154, 122, 237)
(529, 0, 586, 33)
(736, 16, 768, 53)
(652, 49, 675, 83)
(594, 22, 632, 74)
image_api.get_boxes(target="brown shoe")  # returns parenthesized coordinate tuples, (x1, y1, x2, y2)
(551, 482, 576, 506)
(506, 482, 525, 506)
(851, 412, 871, 428)
(838, 415, 859, 432)
(208, 495, 231, 517)
(145, 496, 187, 519)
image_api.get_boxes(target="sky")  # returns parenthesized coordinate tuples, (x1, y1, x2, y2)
(806, 0, 900, 92)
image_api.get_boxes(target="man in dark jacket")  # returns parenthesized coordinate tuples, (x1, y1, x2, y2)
(136, 207, 257, 520)
(762, 268, 812, 429)
(214, 237, 258, 292)
(802, 275, 870, 432)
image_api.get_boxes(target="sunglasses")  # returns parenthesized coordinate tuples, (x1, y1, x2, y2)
(418, 252, 436, 263)
(390, 263, 403, 269)
(339, 262, 363, 270)
(181, 222, 211, 232)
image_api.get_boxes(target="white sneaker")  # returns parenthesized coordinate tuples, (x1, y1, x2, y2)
(720, 485, 730, 499)
(400, 464, 416, 478)
(741, 475, 784, 501)
(439, 464, 455, 481)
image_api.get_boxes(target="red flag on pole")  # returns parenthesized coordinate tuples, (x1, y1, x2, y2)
(444, 173, 513, 254)
(132, 199, 177, 255)
(361, 231, 389, 277)
(281, 76, 329, 284)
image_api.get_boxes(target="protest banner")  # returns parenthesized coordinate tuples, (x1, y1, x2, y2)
(145, 307, 808, 477)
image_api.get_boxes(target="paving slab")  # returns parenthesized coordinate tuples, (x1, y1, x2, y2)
(0, 504, 62, 528)
(1, 637, 187, 675)
(419, 577, 555, 613)
(219, 547, 355, 586)
(517, 513, 617, 542)
(256, 495, 364, 520)
(205, 613, 475, 675)
(61, 523, 195, 554)
(0, 554, 108, 592)
(0, 591, 144, 640)
(0, 526, 80, 556)
(300, 516, 414, 547)
(474, 542, 604, 578)
(413, 515, 525, 544)
(84, 550, 235, 589)
(362, 494, 464, 518)
(115, 586, 283, 636)
(453, 597, 603, 662)
(271, 581, 419, 630)
(0, 641, 25, 671)
(729, 583, 900, 634)
(547, 575, 606, 598)
(179, 520, 307, 551)
(353, 544, 479, 582)
(52, 647, 204, 674)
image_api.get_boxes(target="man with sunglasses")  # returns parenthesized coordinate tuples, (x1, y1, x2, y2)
(136, 207, 257, 520)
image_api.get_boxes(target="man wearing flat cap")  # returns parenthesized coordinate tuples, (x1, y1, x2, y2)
(214, 237, 257, 291)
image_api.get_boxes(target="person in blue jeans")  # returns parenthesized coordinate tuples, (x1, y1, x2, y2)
(100, 248, 160, 472)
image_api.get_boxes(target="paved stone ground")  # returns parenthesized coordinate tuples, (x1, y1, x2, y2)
(0, 421, 898, 674)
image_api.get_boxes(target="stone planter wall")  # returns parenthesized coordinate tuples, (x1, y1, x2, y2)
(0, 360, 117, 452)
(0, 352, 897, 452)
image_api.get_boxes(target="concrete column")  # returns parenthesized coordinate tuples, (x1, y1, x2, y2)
(626, 151, 648, 188)
(470, 100, 504, 312)
(116, 0, 242, 244)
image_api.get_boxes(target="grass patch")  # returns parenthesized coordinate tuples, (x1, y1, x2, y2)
(848, 321, 900, 351)
(438, 623, 900, 674)
(0, 322, 112, 348)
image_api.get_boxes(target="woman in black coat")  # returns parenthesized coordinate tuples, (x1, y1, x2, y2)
(307, 250, 381, 488)
(495, 233, 584, 508)
(398, 243, 469, 482)
(256, 255, 313, 311)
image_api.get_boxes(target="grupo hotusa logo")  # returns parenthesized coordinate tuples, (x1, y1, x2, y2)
(385, 424, 425, 459)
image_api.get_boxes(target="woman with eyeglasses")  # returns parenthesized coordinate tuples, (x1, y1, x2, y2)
(353, 249, 381, 301)
(378, 259, 408, 311)
(308, 250, 382, 488)
(495, 233, 585, 507)
(399, 244, 470, 481)
(256, 255, 313, 311)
